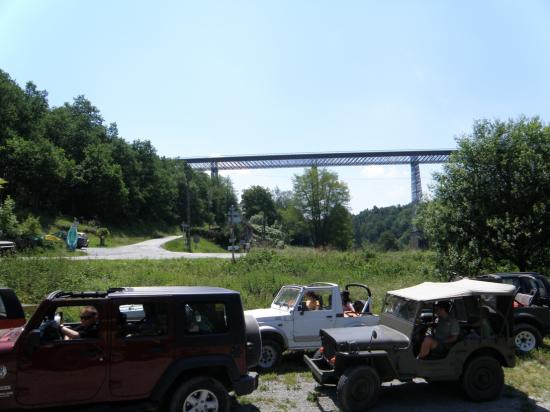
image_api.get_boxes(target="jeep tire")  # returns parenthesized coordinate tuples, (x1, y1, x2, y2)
(257, 339, 282, 371)
(514, 323, 542, 353)
(337, 365, 380, 412)
(169, 376, 229, 412)
(461, 356, 504, 402)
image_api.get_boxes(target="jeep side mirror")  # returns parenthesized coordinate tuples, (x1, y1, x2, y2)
(24, 329, 41, 357)
(297, 303, 305, 314)
(372, 330, 377, 340)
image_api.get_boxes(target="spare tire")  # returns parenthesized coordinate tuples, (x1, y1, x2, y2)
(244, 315, 262, 369)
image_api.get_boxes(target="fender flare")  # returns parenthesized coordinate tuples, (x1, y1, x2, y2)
(149, 355, 239, 402)
(514, 313, 544, 332)
(259, 325, 288, 349)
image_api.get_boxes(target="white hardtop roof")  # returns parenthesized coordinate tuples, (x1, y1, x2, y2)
(388, 278, 516, 301)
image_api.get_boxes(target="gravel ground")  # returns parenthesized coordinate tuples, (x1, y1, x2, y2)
(231, 354, 550, 412)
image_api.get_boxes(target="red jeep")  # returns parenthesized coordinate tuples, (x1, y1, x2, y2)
(0, 286, 260, 411)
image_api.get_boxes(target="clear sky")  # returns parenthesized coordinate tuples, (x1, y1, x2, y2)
(2, 1, 549, 212)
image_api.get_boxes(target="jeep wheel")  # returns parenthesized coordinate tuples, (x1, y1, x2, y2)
(257, 339, 282, 371)
(461, 356, 504, 402)
(514, 323, 542, 353)
(337, 366, 380, 412)
(169, 376, 229, 412)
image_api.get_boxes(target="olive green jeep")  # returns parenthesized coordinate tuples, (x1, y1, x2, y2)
(304, 279, 517, 412)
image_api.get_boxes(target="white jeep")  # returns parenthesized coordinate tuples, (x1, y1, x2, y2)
(245, 282, 379, 370)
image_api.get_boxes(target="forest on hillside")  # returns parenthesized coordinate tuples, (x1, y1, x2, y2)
(0, 69, 236, 228)
(0, 69, 413, 249)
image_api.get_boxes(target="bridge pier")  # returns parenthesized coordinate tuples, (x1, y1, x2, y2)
(410, 160, 422, 248)
(210, 162, 218, 179)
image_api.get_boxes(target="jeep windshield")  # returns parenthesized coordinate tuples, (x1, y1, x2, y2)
(272, 287, 301, 310)
(383, 294, 418, 323)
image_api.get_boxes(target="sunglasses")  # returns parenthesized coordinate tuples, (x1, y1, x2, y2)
(80, 315, 95, 320)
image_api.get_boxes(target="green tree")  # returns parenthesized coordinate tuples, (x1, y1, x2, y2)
(378, 230, 399, 251)
(0, 136, 71, 212)
(0, 197, 20, 239)
(241, 185, 277, 232)
(325, 204, 353, 250)
(353, 204, 413, 247)
(418, 117, 550, 274)
(75, 143, 129, 220)
(293, 167, 351, 247)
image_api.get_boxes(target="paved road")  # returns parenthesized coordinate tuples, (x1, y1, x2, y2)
(72, 236, 243, 260)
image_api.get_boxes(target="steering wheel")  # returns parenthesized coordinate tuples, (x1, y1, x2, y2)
(39, 319, 63, 341)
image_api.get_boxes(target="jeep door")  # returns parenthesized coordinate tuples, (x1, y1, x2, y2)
(293, 289, 335, 344)
(109, 299, 174, 398)
(16, 301, 107, 406)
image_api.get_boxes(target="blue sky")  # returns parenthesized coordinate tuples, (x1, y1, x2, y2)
(2, 1, 549, 212)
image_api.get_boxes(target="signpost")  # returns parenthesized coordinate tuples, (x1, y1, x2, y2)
(227, 205, 241, 262)
(181, 223, 191, 252)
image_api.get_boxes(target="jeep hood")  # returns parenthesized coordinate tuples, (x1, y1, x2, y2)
(321, 324, 410, 351)
(0, 327, 23, 353)
(244, 308, 290, 322)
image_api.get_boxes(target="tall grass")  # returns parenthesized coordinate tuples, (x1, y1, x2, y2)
(0, 248, 437, 309)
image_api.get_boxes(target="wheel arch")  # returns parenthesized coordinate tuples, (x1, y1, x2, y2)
(150, 356, 236, 404)
(464, 348, 508, 368)
(514, 316, 544, 334)
(260, 327, 287, 350)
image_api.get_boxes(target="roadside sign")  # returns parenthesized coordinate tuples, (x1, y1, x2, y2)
(228, 213, 241, 224)
(227, 245, 240, 251)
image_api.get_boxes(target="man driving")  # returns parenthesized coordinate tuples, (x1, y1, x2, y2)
(417, 301, 459, 359)
(60, 306, 99, 340)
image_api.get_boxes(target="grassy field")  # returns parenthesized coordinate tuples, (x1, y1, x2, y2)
(163, 236, 228, 253)
(0, 247, 548, 401)
(0, 248, 437, 307)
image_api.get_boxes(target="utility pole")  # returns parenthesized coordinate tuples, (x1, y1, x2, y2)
(186, 182, 191, 252)
(227, 205, 241, 263)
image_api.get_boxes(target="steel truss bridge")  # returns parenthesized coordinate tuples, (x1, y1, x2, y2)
(182, 149, 455, 204)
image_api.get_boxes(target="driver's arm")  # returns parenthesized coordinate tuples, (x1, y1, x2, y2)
(60, 325, 80, 340)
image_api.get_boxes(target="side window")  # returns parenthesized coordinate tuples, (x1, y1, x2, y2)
(535, 279, 547, 297)
(117, 302, 169, 338)
(502, 278, 520, 291)
(183, 302, 228, 335)
(301, 290, 332, 311)
(40, 305, 100, 341)
(449, 299, 467, 322)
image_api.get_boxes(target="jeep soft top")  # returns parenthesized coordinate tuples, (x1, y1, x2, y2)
(388, 278, 517, 300)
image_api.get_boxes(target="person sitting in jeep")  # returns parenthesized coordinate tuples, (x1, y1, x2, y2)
(305, 291, 320, 310)
(418, 301, 459, 359)
(60, 306, 99, 340)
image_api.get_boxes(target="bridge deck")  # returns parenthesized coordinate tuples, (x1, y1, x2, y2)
(181, 149, 454, 170)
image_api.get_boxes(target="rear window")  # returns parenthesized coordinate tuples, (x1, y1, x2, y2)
(183, 302, 228, 335)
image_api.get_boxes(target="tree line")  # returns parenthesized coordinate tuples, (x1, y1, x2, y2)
(0, 69, 236, 231)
